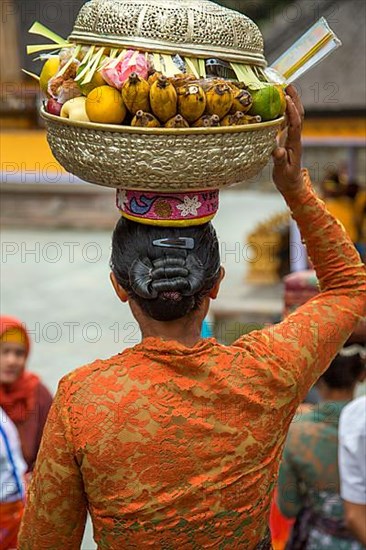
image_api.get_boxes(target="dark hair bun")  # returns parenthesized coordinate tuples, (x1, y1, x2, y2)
(111, 218, 220, 321)
(130, 255, 205, 299)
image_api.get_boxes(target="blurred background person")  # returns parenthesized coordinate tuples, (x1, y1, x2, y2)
(321, 165, 361, 247)
(0, 316, 52, 472)
(277, 346, 366, 549)
(339, 394, 366, 546)
(0, 407, 27, 549)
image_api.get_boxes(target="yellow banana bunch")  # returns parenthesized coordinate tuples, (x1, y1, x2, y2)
(165, 114, 190, 128)
(221, 111, 246, 126)
(148, 72, 162, 86)
(170, 73, 196, 89)
(222, 112, 262, 126)
(131, 110, 161, 127)
(230, 89, 252, 114)
(150, 76, 177, 123)
(242, 114, 262, 124)
(193, 114, 220, 127)
(200, 78, 227, 91)
(177, 84, 206, 123)
(122, 73, 150, 115)
(205, 83, 233, 119)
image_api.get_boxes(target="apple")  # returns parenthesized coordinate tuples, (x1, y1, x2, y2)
(46, 98, 62, 116)
(60, 97, 90, 122)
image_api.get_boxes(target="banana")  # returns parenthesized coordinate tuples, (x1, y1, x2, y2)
(221, 111, 246, 126)
(226, 81, 240, 93)
(242, 114, 262, 124)
(165, 114, 190, 128)
(131, 110, 161, 127)
(122, 72, 150, 115)
(150, 75, 177, 123)
(205, 83, 233, 119)
(148, 71, 162, 86)
(193, 114, 220, 127)
(177, 84, 206, 123)
(170, 73, 196, 89)
(230, 89, 253, 114)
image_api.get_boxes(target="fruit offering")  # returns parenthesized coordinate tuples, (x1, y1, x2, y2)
(28, 23, 286, 129)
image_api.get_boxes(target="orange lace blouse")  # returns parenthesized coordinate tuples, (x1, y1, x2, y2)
(18, 171, 366, 549)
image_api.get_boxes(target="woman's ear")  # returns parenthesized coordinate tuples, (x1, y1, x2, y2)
(110, 272, 129, 303)
(209, 266, 225, 300)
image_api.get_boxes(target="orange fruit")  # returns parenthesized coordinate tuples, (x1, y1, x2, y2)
(86, 85, 126, 124)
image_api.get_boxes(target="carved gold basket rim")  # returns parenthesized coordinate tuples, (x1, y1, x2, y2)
(40, 107, 284, 135)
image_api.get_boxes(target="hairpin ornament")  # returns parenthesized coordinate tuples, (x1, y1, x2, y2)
(152, 238, 195, 250)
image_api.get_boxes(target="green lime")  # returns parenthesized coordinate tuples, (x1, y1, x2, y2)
(248, 85, 282, 121)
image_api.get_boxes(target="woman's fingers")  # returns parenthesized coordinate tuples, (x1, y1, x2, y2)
(285, 96, 302, 160)
(272, 146, 287, 166)
(285, 84, 305, 125)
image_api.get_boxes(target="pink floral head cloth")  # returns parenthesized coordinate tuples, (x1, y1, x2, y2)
(116, 189, 219, 227)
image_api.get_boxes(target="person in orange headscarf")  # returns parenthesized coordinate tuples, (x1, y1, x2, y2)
(0, 316, 53, 473)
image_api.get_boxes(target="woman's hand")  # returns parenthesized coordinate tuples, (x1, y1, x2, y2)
(272, 85, 305, 194)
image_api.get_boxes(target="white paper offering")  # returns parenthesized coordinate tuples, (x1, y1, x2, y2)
(267, 17, 342, 84)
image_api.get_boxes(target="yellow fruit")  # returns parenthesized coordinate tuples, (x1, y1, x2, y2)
(242, 114, 262, 124)
(60, 97, 90, 122)
(165, 115, 190, 128)
(122, 72, 150, 115)
(221, 111, 246, 126)
(78, 69, 106, 96)
(205, 83, 233, 119)
(39, 56, 60, 96)
(131, 110, 160, 127)
(150, 76, 177, 123)
(170, 73, 196, 89)
(177, 84, 206, 123)
(200, 78, 227, 92)
(148, 72, 162, 86)
(230, 89, 252, 114)
(86, 86, 126, 124)
(193, 114, 220, 127)
(248, 85, 282, 121)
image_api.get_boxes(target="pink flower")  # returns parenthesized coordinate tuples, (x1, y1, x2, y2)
(100, 50, 149, 90)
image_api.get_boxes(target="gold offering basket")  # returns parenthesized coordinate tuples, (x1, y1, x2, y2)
(42, 109, 283, 191)
(41, 0, 284, 191)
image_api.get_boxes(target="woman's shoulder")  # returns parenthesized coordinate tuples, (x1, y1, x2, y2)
(57, 352, 130, 396)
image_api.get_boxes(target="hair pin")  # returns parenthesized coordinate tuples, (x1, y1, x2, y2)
(152, 237, 195, 250)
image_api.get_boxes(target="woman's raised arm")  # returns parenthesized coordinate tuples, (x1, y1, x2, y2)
(233, 87, 366, 404)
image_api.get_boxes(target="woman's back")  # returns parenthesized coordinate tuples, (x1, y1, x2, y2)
(39, 336, 304, 548)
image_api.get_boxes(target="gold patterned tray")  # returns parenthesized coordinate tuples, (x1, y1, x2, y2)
(41, 107, 283, 191)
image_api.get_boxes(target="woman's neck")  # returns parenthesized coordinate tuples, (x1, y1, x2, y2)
(140, 314, 204, 347)
(130, 300, 207, 348)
